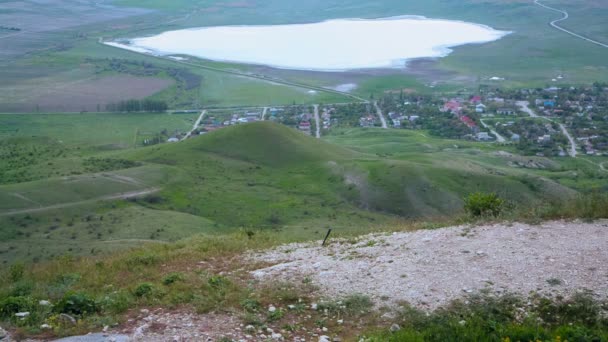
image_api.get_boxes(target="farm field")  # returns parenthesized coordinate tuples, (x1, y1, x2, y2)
(0, 0, 606, 113)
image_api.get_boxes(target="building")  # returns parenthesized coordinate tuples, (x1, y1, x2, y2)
(497, 108, 516, 115)
(475, 104, 486, 113)
(510, 134, 521, 142)
(538, 135, 552, 144)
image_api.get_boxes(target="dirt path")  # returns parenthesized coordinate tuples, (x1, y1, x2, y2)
(480, 119, 506, 143)
(181, 110, 206, 141)
(601, 162, 607, 172)
(261, 107, 269, 121)
(313, 104, 321, 138)
(558, 123, 578, 157)
(517, 101, 577, 157)
(534, 0, 608, 48)
(516, 101, 538, 117)
(252, 220, 608, 310)
(373, 101, 388, 129)
(0, 188, 159, 217)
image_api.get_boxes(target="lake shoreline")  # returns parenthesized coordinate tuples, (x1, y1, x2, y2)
(108, 16, 510, 72)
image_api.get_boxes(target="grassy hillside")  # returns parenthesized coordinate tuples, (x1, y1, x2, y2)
(0, 121, 586, 264)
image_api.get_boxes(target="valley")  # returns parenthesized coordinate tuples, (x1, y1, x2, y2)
(0, 0, 607, 340)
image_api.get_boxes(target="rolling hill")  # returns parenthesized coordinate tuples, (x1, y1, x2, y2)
(0, 122, 578, 264)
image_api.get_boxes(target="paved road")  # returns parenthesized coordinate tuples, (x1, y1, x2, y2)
(181, 110, 206, 141)
(373, 101, 388, 129)
(480, 119, 507, 143)
(313, 104, 321, 138)
(534, 0, 608, 48)
(517, 101, 577, 157)
(261, 107, 269, 120)
(0, 188, 160, 217)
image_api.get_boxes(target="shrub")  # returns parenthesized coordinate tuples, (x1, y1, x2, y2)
(162, 272, 185, 286)
(463, 192, 504, 218)
(0, 296, 35, 319)
(241, 298, 261, 313)
(134, 283, 154, 298)
(99, 290, 133, 314)
(54, 292, 98, 316)
(267, 308, 284, 322)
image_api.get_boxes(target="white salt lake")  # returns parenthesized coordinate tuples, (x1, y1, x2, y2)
(110, 16, 510, 71)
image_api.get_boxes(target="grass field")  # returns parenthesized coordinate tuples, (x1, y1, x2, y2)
(2, 118, 600, 264)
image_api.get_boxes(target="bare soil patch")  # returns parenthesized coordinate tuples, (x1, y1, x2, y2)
(0, 75, 173, 113)
(251, 220, 608, 310)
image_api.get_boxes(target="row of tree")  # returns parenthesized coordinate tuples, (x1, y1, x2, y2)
(105, 99, 168, 113)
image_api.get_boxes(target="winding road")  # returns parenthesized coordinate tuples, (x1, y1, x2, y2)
(313, 104, 321, 138)
(516, 101, 577, 157)
(373, 101, 388, 129)
(534, 0, 608, 48)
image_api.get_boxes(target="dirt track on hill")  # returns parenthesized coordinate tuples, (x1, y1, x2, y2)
(0, 188, 159, 217)
(252, 220, 608, 310)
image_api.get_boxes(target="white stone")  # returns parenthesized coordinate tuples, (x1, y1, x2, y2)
(39, 300, 52, 306)
(268, 305, 277, 313)
(15, 312, 30, 318)
(40, 324, 51, 329)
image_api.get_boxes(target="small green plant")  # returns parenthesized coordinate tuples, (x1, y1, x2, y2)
(134, 283, 154, 297)
(464, 192, 504, 218)
(162, 272, 185, 285)
(241, 298, 261, 313)
(546, 278, 563, 286)
(54, 292, 98, 316)
(267, 308, 284, 322)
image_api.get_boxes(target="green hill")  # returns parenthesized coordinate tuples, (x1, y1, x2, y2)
(142, 121, 356, 167)
(0, 123, 580, 264)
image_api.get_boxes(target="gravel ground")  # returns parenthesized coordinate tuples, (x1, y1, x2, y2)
(251, 220, 608, 309)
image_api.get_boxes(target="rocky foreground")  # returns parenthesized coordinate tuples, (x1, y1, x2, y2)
(6, 220, 607, 341)
(252, 220, 608, 309)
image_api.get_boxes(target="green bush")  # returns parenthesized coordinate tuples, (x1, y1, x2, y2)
(99, 290, 134, 314)
(162, 272, 185, 286)
(134, 283, 154, 297)
(368, 293, 608, 341)
(0, 296, 35, 319)
(463, 192, 504, 217)
(54, 292, 98, 316)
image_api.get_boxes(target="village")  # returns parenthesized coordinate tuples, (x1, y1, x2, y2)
(161, 83, 608, 158)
